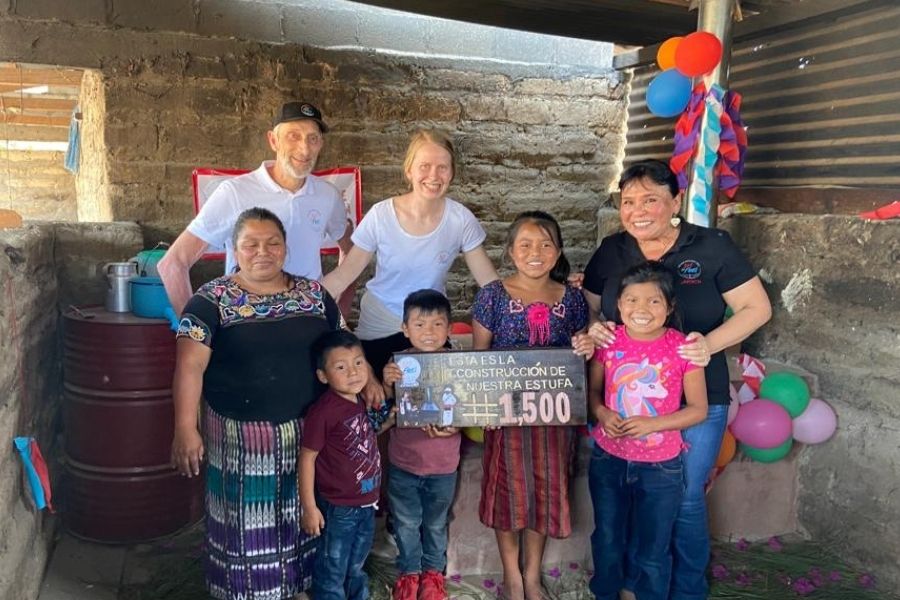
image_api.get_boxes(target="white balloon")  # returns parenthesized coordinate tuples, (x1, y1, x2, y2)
(792, 398, 837, 444)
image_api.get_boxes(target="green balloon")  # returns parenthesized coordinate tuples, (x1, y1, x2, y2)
(759, 372, 810, 418)
(740, 438, 792, 463)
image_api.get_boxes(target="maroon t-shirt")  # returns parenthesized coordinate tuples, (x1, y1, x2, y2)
(302, 389, 381, 506)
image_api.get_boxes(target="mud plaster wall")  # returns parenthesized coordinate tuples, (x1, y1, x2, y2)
(726, 214, 900, 588)
(0, 222, 143, 600)
(75, 70, 111, 222)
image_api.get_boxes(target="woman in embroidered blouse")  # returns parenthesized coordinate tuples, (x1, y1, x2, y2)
(171, 207, 343, 600)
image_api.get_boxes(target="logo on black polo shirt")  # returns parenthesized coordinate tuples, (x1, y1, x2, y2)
(677, 259, 702, 284)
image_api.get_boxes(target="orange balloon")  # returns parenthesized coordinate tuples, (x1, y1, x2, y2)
(715, 431, 737, 467)
(657, 37, 683, 71)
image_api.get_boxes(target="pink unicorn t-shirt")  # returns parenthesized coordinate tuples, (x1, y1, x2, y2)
(592, 325, 699, 462)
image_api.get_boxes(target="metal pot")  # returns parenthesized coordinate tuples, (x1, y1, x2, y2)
(104, 262, 138, 312)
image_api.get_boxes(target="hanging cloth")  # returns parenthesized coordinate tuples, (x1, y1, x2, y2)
(64, 106, 81, 174)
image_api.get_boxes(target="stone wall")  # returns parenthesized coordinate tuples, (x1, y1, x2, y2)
(0, 222, 143, 600)
(0, 149, 76, 221)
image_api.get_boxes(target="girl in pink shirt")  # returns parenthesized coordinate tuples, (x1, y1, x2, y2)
(587, 262, 707, 600)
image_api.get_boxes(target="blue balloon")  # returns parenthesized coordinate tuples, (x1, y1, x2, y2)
(646, 69, 692, 118)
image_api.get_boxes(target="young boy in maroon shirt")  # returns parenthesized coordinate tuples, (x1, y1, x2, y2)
(301, 331, 382, 600)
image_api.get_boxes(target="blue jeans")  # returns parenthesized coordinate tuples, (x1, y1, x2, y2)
(388, 465, 457, 574)
(312, 499, 376, 600)
(669, 403, 728, 600)
(589, 447, 683, 600)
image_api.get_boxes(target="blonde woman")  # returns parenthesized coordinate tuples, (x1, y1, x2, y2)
(323, 129, 498, 374)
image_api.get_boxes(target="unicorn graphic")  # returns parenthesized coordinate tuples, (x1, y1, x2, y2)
(611, 358, 667, 447)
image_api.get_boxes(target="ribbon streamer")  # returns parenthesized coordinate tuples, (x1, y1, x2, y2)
(669, 83, 748, 215)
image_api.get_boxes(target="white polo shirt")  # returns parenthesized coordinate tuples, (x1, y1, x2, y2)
(188, 161, 347, 279)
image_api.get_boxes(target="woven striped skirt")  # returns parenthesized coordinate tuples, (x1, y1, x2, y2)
(204, 406, 315, 600)
(479, 425, 575, 539)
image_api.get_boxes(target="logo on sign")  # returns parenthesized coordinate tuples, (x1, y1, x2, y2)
(677, 259, 702, 284)
(397, 356, 422, 387)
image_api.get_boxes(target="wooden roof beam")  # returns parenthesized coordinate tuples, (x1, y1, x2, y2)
(1, 114, 70, 127)
(0, 97, 77, 112)
(0, 67, 84, 86)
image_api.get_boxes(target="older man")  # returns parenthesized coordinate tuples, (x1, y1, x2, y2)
(159, 101, 352, 314)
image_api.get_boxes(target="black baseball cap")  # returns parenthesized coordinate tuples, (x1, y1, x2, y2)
(273, 102, 328, 133)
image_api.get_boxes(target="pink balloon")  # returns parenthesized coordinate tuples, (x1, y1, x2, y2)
(792, 398, 837, 444)
(730, 398, 792, 449)
(727, 397, 740, 426)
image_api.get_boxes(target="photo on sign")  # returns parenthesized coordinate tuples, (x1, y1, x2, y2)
(393, 348, 586, 429)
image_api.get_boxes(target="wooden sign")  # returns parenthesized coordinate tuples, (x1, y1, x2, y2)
(393, 348, 586, 428)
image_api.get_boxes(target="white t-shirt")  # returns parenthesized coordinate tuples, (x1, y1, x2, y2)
(351, 197, 486, 317)
(187, 161, 346, 279)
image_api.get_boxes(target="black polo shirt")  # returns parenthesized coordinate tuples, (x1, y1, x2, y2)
(583, 223, 756, 405)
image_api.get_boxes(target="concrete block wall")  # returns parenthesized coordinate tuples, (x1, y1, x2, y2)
(1, 0, 613, 70)
(0, 221, 143, 600)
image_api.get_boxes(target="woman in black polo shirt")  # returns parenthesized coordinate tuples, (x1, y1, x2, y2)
(582, 160, 771, 600)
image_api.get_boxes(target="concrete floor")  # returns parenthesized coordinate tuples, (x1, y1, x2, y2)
(38, 523, 206, 600)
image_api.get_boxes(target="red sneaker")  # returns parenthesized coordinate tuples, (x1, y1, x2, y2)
(418, 570, 447, 600)
(393, 573, 420, 600)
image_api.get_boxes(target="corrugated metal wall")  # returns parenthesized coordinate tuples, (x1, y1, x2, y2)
(624, 2, 900, 187)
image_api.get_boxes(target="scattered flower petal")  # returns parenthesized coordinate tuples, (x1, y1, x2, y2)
(568, 562, 580, 571)
(858, 573, 876, 589)
(449, 574, 462, 583)
(711, 564, 729, 580)
(735, 538, 750, 551)
(792, 577, 816, 595)
(548, 567, 562, 578)
(735, 571, 752, 587)
(829, 571, 842, 582)
(483, 579, 496, 589)
(767, 536, 783, 551)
